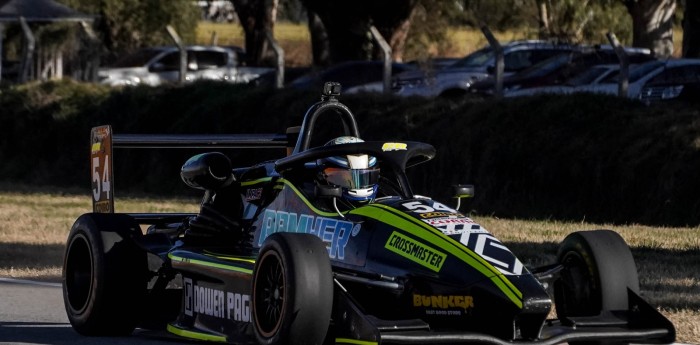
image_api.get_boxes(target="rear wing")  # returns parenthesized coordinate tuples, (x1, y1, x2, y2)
(89, 125, 292, 214)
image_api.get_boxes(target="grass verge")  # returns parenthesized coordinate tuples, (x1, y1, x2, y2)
(0, 188, 697, 342)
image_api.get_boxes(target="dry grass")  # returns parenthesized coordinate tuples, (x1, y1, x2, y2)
(0, 186, 198, 282)
(0, 189, 697, 342)
(195, 22, 685, 65)
(195, 22, 536, 66)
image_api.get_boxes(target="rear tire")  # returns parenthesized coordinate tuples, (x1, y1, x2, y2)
(554, 230, 639, 318)
(62, 213, 148, 335)
(252, 233, 333, 345)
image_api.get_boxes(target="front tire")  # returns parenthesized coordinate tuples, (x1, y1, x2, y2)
(252, 233, 333, 345)
(62, 213, 148, 335)
(554, 230, 639, 318)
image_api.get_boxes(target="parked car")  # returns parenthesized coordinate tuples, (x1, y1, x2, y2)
(504, 64, 623, 97)
(98, 45, 272, 86)
(344, 58, 461, 94)
(391, 40, 580, 98)
(574, 58, 700, 103)
(288, 60, 417, 92)
(470, 45, 654, 96)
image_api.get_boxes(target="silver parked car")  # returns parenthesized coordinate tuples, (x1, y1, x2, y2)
(98, 45, 273, 86)
(391, 40, 579, 98)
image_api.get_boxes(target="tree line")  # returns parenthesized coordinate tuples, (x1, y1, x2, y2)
(51, 0, 700, 66)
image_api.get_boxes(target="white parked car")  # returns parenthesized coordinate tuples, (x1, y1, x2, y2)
(572, 59, 700, 103)
(98, 45, 273, 86)
(390, 40, 579, 98)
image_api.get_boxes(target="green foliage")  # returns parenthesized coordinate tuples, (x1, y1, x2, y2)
(2, 81, 700, 227)
(59, 0, 200, 57)
(543, 0, 632, 44)
(461, 0, 538, 30)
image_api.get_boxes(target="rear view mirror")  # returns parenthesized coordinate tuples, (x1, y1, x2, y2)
(451, 184, 474, 211)
(316, 185, 343, 199)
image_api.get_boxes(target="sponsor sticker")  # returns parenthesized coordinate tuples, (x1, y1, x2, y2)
(418, 212, 464, 219)
(245, 188, 263, 201)
(183, 278, 251, 322)
(382, 142, 408, 151)
(258, 209, 360, 260)
(413, 294, 475, 310)
(385, 231, 446, 272)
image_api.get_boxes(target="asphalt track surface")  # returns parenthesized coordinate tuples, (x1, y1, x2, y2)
(0, 278, 183, 345)
(1, 278, 689, 345)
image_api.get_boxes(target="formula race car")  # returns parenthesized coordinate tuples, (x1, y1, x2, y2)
(62, 82, 675, 345)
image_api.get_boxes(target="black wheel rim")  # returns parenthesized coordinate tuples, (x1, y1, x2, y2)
(558, 251, 598, 316)
(254, 250, 286, 338)
(65, 234, 93, 314)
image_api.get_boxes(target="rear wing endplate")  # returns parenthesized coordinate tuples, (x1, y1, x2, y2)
(89, 125, 290, 213)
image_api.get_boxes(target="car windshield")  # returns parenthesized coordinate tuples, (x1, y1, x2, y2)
(510, 53, 572, 79)
(110, 49, 164, 68)
(600, 61, 664, 83)
(564, 66, 616, 86)
(449, 47, 493, 69)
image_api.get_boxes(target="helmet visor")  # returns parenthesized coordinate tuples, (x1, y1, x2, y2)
(323, 167, 380, 190)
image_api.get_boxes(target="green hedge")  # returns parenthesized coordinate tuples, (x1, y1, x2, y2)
(2, 79, 700, 226)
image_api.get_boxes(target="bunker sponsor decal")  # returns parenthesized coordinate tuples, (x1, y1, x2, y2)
(382, 142, 408, 151)
(413, 294, 475, 316)
(183, 278, 251, 322)
(258, 209, 360, 260)
(385, 231, 446, 272)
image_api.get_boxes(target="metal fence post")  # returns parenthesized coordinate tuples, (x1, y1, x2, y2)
(19, 17, 36, 83)
(480, 25, 504, 98)
(370, 25, 392, 94)
(265, 30, 285, 89)
(166, 25, 186, 84)
(606, 32, 629, 98)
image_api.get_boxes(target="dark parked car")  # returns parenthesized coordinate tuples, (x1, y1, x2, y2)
(391, 40, 580, 98)
(470, 45, 654, 96)
(288, 60, 417, 92)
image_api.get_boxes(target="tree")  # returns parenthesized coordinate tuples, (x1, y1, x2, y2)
(230, 0, 280, 65)
(683, 0, 700, 57)
(623, 0, 677, 58)
(300, 0, 419, 65)
(60, 0, 199, 59)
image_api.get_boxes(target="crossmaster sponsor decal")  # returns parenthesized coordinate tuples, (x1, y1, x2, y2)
(258, 209, 360, 260)
(183, 278, 251, 322)
(456, 232, 524, 275)
(385, 231, 446, 272)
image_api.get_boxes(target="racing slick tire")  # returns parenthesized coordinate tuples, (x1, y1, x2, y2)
(62, 213, 148, 336)
(252, 233, 333, 345)
(554, 230, 640, 318)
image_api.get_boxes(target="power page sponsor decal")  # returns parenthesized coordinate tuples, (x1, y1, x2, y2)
(385, 231, 446, 272)
(184, 278, 251, 322)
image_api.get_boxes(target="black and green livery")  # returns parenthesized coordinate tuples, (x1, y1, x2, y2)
(62, 82, 675, 345)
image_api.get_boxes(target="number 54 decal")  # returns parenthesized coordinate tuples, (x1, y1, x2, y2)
(402, 201, 456, 214)
(90, 126, 114, 213)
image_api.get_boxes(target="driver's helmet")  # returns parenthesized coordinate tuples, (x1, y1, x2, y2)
(319, 136, 379, 202)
